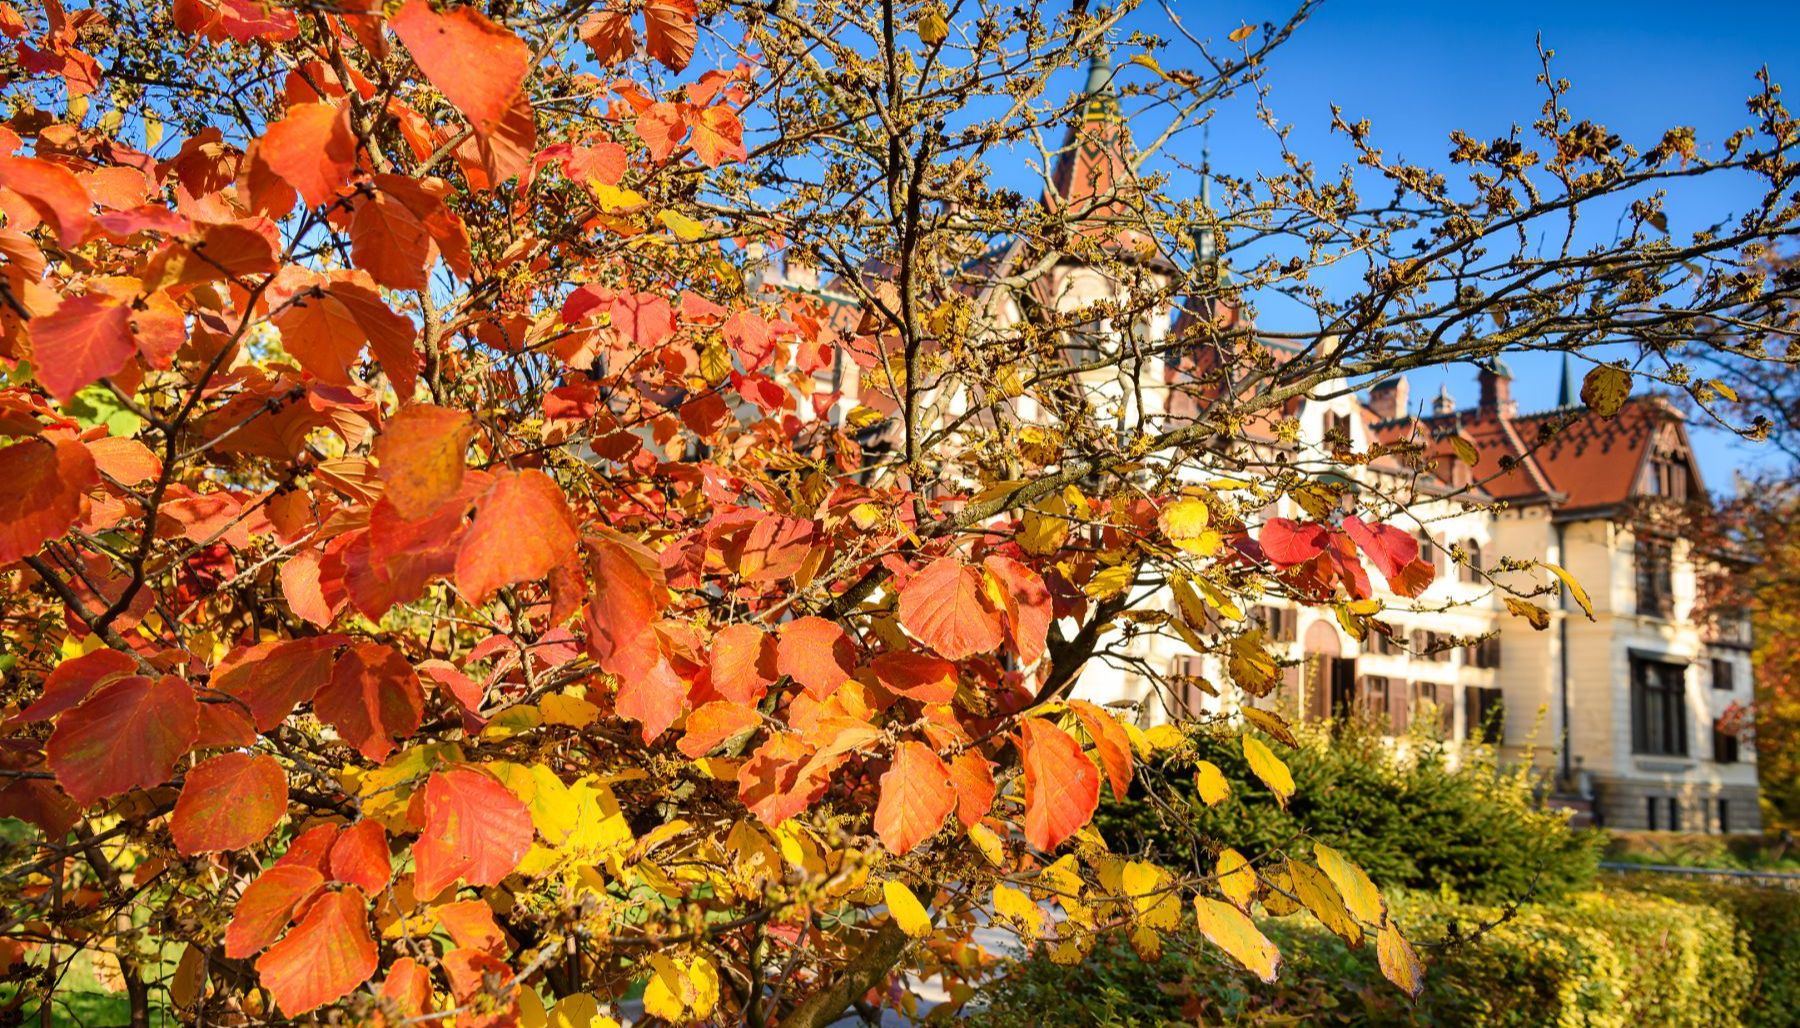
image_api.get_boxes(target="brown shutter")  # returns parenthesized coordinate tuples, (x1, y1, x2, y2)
(1388, 680, 1410, 735)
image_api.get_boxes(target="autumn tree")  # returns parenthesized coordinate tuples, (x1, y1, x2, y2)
(0, 1, 1797, 1025)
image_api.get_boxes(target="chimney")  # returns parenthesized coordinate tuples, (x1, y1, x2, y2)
(1477, 359, 1516, 417)
(1369, 376, 1409, 421)
(1433, 383, 1456, 416)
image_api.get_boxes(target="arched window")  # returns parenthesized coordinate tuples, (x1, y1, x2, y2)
(1461, 539, 1483, 583)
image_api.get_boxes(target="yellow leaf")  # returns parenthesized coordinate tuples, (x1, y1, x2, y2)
(641, 955, 687, 1021)
(1241, 707, 1297, 748)
(1377, 920, 1425, 998)
(1314, 842, 1384, 928)
(689, 956, 719, 1017)
(1708, 378, 1738, 403)
(1084, 561, 1137, 600)
(917, 9, 948, 43)
(884, 880, 934, 937)
(1242, 735, 1294, 808)
(549, 993, 619, 1028)
(1193, 896, 1280, 982)
(1020, 492, 1071, 554)
(1193, 761, 1230, 806)
(1228, 23, 1256, 43)
(1260, 863, 1300, 917)
(968, 823, 1006, 867)
(1217, 848, 1256, 910)
(1288, 859, 1361, 945)
(540, 691, 599, 728)
(1538, 560, 1595, 621)
(1450, 434, 1479, 466)
(1580, 364, 1632, 416)
(1158, 498, 1215, 554)
(590, 181, 647, 213)
(657, 209, 707, 240)
(993, 883, 1049, 940)
(1144, 724, 1186, 751)
(1504, 596, 1551, 630)
(1128, 53, 1167, 79)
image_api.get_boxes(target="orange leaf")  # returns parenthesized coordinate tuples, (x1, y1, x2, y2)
(433, 898, 508, 957)
(350, 189, 432, 291)
(948, 751, 996, 828)
(982, 554, 1052, 666)
(0, 437, 96, 566)
(687, 104, 746, 167)
(1017, 718, 1099, 851)
(214, 636, 342, 731)
(389, 0, 530, 137)
(642, 0, 697, 72)
(454, 469, 578, 603)
(874, 741, 954, 854)
(678, 700, 761, 758)
(0, 154, 93, 247)
(635, 101, 686, 162)
(412, 766, 533, 898)
(31, 293, 135, 403)
(225, 865, 324, 959)
(375, 404, 475, 520)
(47, 675, 199, 806)
(15, 648, 136, 723)
(312, 643, 424, 763)
(776, 616, 856, 700)
(328, 820, 392, 895)
(378, 957, 434, 1022)
(586, 537, 683, 741)
(255, 889, 378, 1015)
(579, 9, 635, 64)
(898, 557, 1005, 660)
(170, 752, 288, 855)
(260, 102, 356, 208)
(1069, 699, 1133, 800)
(709, 623, 777, 704)
(869, 651, 959, 704)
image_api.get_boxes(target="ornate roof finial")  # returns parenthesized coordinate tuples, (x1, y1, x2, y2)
(1433, 382, 1456, 416)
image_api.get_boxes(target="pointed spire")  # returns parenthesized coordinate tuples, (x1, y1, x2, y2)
(1192, 126, 1217, 269)
(1433, 382, 1456, 416)
(1049, 44, 1133, 227)
(1557, 353, 1577, 407)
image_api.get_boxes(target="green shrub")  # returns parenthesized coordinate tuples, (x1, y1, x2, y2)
(1095, 719, 1601, 904)
(977, 884, 1762, 1027)
(1603, 830, 1800, 872)
(1612, 873, 1800, 1027)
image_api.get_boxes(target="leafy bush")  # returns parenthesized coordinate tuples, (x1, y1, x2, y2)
(1096, 719, 1602, 903)
(1603, 830, 1800, 871)
(1614, 873, 1800, 1027)
(978, 883, 1764, 1027)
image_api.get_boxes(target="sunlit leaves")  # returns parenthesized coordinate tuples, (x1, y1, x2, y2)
(375, 404, 475, 520)
(313, 643, 425, 763)
(413, 766, 534, 898)
(884, 880, 933, 937)
(1018, 718, 1100, 851)
(1241, 735, 1294, 809)
(1193, 761, 1231, 806)
(47, 675, 199, 806)
(874, 741, 954, 854)
(1192, 896, 1281, 983)
(898, 557, 1005, 660)
(642, 0, 699, 72)
(0, 437, 97, 565)
(170, 753, 288, 855)
(390, 0, 530, 138)
(455, 470, 579, 603)
(1378, 921, 1425, 997)
(254, 889, 378, 1015)
(776, 616, 856, 699)
(0, 155, 93, 246)
(1581, 364, 1632, 416)
(260, 102, 355, 208)
(29, 294, 134, 402)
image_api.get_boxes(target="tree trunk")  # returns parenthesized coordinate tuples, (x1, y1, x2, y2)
(776, 921, 908, 1028)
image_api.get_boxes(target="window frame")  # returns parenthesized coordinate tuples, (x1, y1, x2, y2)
(1630, 655, 1689, 757)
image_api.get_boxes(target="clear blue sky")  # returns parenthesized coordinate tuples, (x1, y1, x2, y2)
(1097, 0, 1799, 489)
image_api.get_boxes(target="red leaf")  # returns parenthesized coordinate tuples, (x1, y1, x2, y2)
(389, 0, 530, 137)
(776, 616, 855, 700)
(677, 700, 761, 758)
(260, 102, 356, 208)
(171, 752, 288, 855)
(1069, 699, 1133, 801)
(586, 538, 683, 741)
(379, 957, 433, 1021)
(1017, 718, 1099, 851)
(1341, 515, 1434, 597)
(948, 751, 996, 828)
(433, 898, 508, 957)
(454, 470, 579, 603)
(255, 889, 378, 1015)
(874, 741, 954, 854)
(15, 648, 136, 723)
(869, 652, 958, 704)
(642, 0, 697, 72)
(276, 823, 342, 874)
(31, 294, 134, 402)
(47, 675, 199, 806)
(0, 437, 96, 565)
(312, 643, 424, 763)
(412, 766, 533, 898)
(215, 636, 342, 731)
(982, 555, 1052, 666)
(328, 820, 391, 894)
(737, 732, 823, 828)
(225, 865, 324, 959)
(687, 105, 746, 167)
(1259, 518, 1330, 566)
(722, 308, 772, 369)
(897, 557, 1005, 660)
(0, 155, 93, 247)
(375, 404, 475, 520)
(709, 623, 777, 704)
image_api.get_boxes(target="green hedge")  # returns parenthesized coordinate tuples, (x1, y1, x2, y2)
(1096, 720, 1602, 904)
(978, 881, 1788, 1027)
